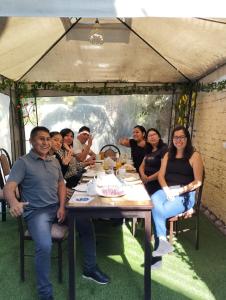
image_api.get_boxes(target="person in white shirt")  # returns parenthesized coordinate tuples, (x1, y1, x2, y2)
(73, 126, 96, 162)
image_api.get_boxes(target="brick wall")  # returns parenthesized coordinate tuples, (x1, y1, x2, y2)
(193, 66, 226, 222)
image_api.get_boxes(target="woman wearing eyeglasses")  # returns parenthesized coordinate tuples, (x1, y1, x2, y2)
(139, 128, 168, 196)
(151, 125, 203, 259)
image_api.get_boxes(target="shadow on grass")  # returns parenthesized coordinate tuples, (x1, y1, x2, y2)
(0, 215, 195, 300)
(173, 214, 226, 300)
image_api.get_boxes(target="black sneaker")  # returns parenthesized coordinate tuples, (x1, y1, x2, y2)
(83, 267, 110, 285)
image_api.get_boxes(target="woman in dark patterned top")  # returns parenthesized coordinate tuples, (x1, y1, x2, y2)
(49, 130, 93, 188)
(139, 128, 168, 196)
(119, 125, 146, 172)
(151, 125, 203, 258)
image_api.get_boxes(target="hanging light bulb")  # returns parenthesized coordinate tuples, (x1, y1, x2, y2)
(89, 18, 104, 45)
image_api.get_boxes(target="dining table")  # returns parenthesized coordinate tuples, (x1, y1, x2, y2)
(66, 166, 153, 300)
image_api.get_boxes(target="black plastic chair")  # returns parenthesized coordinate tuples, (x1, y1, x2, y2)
(99, 144, 121, 158)
(0, 148, 12, 221)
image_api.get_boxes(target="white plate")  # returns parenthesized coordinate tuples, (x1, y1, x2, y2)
(97, 187, 126, 198)
(73, 183, 87, 192)
(124, 174, 140, 182)
(98, 191, 126, 198)
(83, 170, 98, 177)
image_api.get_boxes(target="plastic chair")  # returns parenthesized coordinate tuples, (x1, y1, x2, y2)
(0, 148, 12, 221)
(99, 144, 121, 160)
(168, 170, 205, 250)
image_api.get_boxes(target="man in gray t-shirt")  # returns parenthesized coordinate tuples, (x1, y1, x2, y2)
(4, 126, 66, 300)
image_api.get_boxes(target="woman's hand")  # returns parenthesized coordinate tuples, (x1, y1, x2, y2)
(85, 157, 96, 166)
(118, 137, 130, 147)
(163, 186, 183, 201)
(62, 149, 73, 165)
(163, 187, 176, 201)
(140, 173, 149, 184)
(63, 143, 73, 152)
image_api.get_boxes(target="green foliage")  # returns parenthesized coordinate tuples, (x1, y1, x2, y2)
(1, 78, 225, 130)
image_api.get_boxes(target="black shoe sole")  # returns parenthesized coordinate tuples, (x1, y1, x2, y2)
(82, 274, 109, 285)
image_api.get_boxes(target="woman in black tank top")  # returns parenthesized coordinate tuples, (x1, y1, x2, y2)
(139, 128, 168, 195)
(151, 125, 203, 261)
(119, 125, 146, 172)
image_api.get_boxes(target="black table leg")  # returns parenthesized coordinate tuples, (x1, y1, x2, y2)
(68, 210, 76, 300)
(144, 211, 151, 300)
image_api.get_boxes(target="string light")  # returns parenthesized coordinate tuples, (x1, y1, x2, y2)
(89, 18, 104, 45)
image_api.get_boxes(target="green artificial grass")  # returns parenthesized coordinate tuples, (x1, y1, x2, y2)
(0, 213, 226, 300)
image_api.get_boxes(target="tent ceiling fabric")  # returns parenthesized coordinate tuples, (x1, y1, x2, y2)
(0, 17, 226, 83)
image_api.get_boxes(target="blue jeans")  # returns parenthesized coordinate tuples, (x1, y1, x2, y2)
(25, 205, 96, 299)
(75, 217, 96, 272)
(25, 204, 58, 299)
(151, 189, 195, 238)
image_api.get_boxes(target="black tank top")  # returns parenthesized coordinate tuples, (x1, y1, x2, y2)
(144, 144, 168, 195)
(165, 158, 194, 186)
(129, 139, 146, 172)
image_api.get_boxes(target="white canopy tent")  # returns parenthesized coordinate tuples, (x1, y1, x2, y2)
(0, 16, 226, 84)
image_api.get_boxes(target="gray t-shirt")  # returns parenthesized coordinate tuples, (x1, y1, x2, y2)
(7, 150, 64, 216)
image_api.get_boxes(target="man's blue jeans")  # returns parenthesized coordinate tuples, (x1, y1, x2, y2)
(151, 189, 195, 238)
(25, 205, 96, 299)
(25, 204, 58, 299)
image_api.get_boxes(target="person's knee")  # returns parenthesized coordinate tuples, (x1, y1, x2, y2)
(36, 239, 52, 255)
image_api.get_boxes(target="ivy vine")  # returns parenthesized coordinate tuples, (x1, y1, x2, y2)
(1, 78, 226, 127)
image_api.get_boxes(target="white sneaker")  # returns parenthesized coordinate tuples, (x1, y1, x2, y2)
(152, 240, 173, 257)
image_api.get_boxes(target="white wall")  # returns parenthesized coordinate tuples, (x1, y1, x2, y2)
(193, 65, 226, 222)
(0, 93, 11, 157)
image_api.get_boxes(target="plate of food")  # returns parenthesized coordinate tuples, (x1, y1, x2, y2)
(97, 186, 126, 198)
(83, 169, 98, 178)
(123, 163, 136, 172)
(123, 174, 140, 182)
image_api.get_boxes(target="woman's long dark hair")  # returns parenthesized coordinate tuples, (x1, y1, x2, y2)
(146, 128, 165, 151)
(168, 125, 194, 160)
(134, 125, 146, 139)
(60, 128, 74, 147)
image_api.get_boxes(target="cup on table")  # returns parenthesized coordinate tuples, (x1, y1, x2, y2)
(99, 152, 104, 160)
(116, 159, 122, 170)
(96, 153, 102, 160)
(117, 167, 126, 178)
